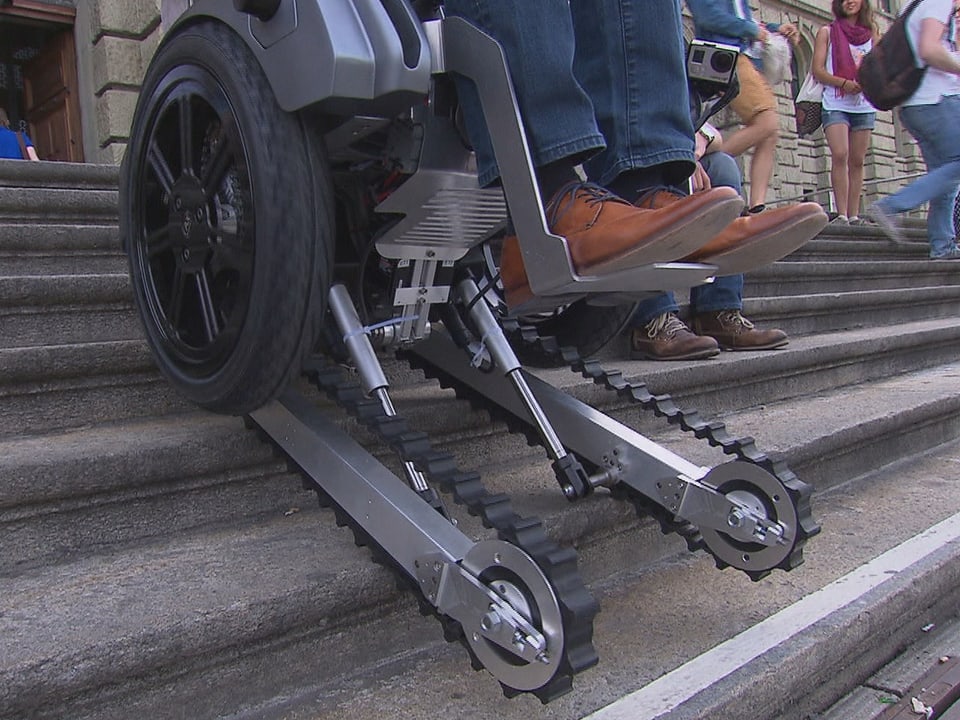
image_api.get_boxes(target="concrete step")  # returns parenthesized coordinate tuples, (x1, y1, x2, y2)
(0, 222, 120, 255)
(5, 360, 960, 720)
(746, 259, 960, 297)
(0, 253, 126, 276)
(0, 340, 190, 436)
(0, 412, 304, 574)
(742, 285, 960, 336)
(0, 159, 119, 190)
(0, 186, 119, 225)
(789, 235, 929, 262)
(0, 272, 137, 347)
(1, 310, 957, 447)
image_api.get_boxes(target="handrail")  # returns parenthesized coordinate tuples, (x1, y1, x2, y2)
(769, 170, 930, 205)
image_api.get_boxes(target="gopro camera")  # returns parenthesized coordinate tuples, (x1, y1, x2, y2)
(687, 39, 740, 89)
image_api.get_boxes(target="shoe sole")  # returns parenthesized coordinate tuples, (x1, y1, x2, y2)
(717, 338, 790, 351)
(629, 347, 721, 361)
(866, 207, 907, 245)
(582, 195, 745, 275)
(693, 210, 828, 276)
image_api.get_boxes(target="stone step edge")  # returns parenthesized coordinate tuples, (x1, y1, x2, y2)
(589, 508, 960, 720)
(0, 160, 119, 189)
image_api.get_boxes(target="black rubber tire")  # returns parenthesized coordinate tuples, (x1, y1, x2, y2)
(121, 21, 333, 414)
(506, 300, 635, 368)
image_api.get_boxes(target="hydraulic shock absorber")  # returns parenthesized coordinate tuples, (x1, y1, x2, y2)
(328, 283, 436, 499)
(454, 278, 601, 499)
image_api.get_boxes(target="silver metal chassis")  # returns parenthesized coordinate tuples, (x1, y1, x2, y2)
(249, 392, 563, 687)
(407, 331, 791, 548)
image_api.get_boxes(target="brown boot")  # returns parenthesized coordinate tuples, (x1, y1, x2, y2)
(681, 202, 828, 275)
(630, 312, 720, 360)
(500, 182, 743, 306)
(692, 310, 788, 351)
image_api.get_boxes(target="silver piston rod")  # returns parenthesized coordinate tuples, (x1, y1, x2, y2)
(328, 283, 430, 494)
(455, 278, 593, 498)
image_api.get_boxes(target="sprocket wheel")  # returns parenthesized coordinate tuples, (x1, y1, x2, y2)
(461, 540, 565, 696)
(698, 461, 800, 576)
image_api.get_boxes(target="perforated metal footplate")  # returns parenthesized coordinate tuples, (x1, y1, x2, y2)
(376, 172, 509, 261)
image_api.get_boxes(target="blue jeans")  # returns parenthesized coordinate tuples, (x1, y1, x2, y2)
(442, 0, 695, 187)
(875, 96, 960, 258)
(631, 152, 745, 327)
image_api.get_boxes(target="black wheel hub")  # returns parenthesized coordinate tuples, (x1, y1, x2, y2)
(169, 175, 214, 274)
(130, 66, 256, 378)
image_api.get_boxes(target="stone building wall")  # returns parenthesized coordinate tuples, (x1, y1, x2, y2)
(75, 0, 162, 164)
(76, 0, 921, 213)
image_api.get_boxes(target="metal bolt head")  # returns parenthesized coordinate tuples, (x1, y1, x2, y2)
(727, 510, 744, 528)
(480, 611, 501, 631)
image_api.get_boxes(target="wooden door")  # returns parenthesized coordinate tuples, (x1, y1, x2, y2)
(23, 30, 83, 162)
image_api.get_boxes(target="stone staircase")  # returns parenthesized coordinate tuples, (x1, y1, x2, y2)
(3, 159, 960, 720)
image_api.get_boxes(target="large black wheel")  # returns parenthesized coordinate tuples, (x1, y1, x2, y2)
(120, 21, 333, 414)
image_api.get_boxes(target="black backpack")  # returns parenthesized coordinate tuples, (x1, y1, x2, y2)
(857, 0, 933, 111)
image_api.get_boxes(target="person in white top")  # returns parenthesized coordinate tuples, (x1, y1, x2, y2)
(813, 0, 880, 225)
(867, 0, 960, 259)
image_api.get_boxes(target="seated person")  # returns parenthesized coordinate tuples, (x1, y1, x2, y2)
(441, 0, 823, 306)
(629, 124, 788, 360)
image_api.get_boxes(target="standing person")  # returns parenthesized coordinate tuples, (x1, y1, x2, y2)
(0, 108, 39, 161)
(628, 125, 789, 360)
(867, 0, 960, 259)
(813, 0, 879, 225)
(685, 0, 799, 213)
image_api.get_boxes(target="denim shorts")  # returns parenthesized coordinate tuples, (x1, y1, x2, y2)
(822, 109, 876, 131)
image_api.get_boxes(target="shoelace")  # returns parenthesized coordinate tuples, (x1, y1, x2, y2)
(634, 185, 685, 210)
(546, 181, 628, 229)
(645, 312, 689, 339)
(717, 309, 755, 330)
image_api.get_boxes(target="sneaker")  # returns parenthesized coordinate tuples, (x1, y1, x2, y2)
(931, 246, 960, 260)
(680, 202, 828, 276)
(865, 203, 906, 245)
(629, 312, 720, 360)
(500, 181, 744, 306)
(692, 310, 789, 351)
(828, 214, 849, 225)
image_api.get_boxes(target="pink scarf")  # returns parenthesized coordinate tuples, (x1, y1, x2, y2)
(830, 18, 873, 97)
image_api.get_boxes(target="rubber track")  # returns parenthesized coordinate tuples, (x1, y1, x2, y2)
(294, 358, 599, 702)
(403, 320, 820, 582)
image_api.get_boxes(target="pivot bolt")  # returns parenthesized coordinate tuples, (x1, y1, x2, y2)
(480, 610, 501, 631)
(727, 509, 745, 528)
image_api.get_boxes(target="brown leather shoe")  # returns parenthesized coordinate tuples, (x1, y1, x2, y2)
(630, 312, 720, 360)
(556, 183, 743, 273)
(692, 310, 788, 351)
(682, 202, 828, 275)
(500, 182, 744, 307)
